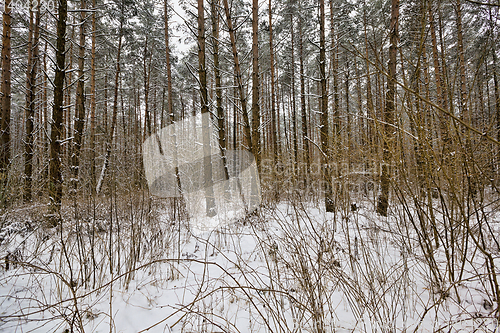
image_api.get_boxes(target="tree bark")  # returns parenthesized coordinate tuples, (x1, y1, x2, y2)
(24, 1, 41, 202)
(290, 14, 298, 177)
(320, 0, 333, 213)
(363, 1, 376, 169)
(298, 5, 309, 181)
(90, 0, 97, 193)
(97, 22, 123, 195)
(376, 0, 399, 216)
(71, 0, 87, 196)
(1, 0, 12, 187)
(222, 0, 252, 152)
(165, 0, 174, 124)
(143, 36, 152, 139)
(49, 0, 68, 214)
(198, 0, 217, 216)
(212, 0, 228, 182)
(429, 0, 450, 165)
(251, 0, 261, 172)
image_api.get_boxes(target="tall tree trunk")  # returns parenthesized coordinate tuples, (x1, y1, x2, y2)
(268, 0, 278, 165)
(42, 32, 49, 181)
(143, 36, 152, 139)
(456, 0, 469, 125)
(165, 0, 174, 124)
(64, 23, 75, 169)
(251, 0, 261, 172)
(363, 1, 376, 170)
(90, 0, 97, 193)
(97, 23, 123, 195)
(320, 0, 333, 213)
(329, 0, 341, 206)
(429, 0, 450, 164)
(49, 0, 68, 214)
(198, 0, 217, 217)
(1, 0, 12, 191)
(488, 7, 500, 178)
(223, 0, 252, 152)
(290, 14, 298, 177)
(212, 0, 228, 182)
(456, 0, 475, 199)
(71, 0, 87, 196)
(24, 1, 41, 202)
(104, 69, 108, 135)
(376, 0, 399, 216)
(298, 5, 309, 181)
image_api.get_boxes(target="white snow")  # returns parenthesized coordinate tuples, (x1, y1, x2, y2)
(0, 200, 499, 332)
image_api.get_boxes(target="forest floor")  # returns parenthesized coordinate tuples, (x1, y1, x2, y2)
(0, 198, 499, 332)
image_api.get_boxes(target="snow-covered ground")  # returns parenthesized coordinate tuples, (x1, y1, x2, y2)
(0, 199, 499, 332)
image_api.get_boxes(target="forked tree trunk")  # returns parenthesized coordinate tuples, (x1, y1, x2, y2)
(376, 0, 399, 216)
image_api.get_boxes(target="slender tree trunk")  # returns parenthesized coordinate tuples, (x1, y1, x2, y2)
(198, 0, 217, 217)
(97, 23, 123, 195)
(298, 6, 310, 181)
(71, 0, 87, 196)
(90, 0, 97, 193)
(429, 0, 450, 164)
(49, 0, 68, 215)
(143, 36, 152, 139)
(456, 0, 469, 125)
(329, 0, 341, 206)
(42, 32, 48, 181)
(376, 0, 399, 216)
(165, 0, 174, 124)
(1, 0, 12, 189)
(24, 1, 41, 202)
(290, 14, 298, 178)
(212, 0, 228, 182)
(268, 0, 278, 166)
(104, 69, 108, 135)
(222, 0, 252, 152)
(363, 1, 375, 171)
(64, 23, 74, 169)
(252, 0, 261, 172)
(489, 8, 500, 176)
(320, 0, 333, 214)
(456, 0, 475, 199)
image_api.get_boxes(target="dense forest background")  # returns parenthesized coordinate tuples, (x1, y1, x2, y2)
(1, 0, 500, 331)
(0, 0, 498, 215)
